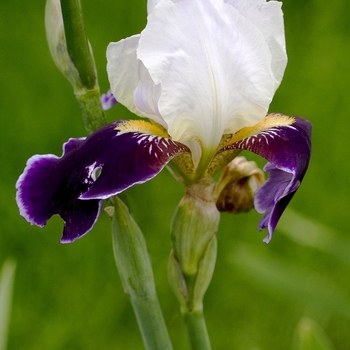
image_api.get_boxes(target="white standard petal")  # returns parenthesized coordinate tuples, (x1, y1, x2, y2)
(107, 35, 167, 128)
(138, 0, 279, 160)
(147, 0, 160, 14)
(147, 0, 182, 15)
(225, 0, 287, 90)
(107, 35, 142, 117)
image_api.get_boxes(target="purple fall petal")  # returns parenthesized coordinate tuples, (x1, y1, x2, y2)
(16, 138, 102, 243)
(16, 121, 189, 243)
(255, 163, 296, 242)
(227, 116, 312, 242)
(80, 123, 189, 199)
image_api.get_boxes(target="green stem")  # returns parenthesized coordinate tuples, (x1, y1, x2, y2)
(0, 260, 16, 350)
(181, 272, 212, 350)
(75, 89, 107, 133)
(60, 0, 107, 133)
(183, 310, 212, 350)
(110, 197, 173, 350)
(131, 296, 173, 350)
(60, 0, 95, 89)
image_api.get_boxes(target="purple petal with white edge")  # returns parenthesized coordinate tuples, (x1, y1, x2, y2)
(101, 90, 117, 110)
(224, 115, 312, 243)
(16, 138, 103, 243)
(16, 121, 189, 243)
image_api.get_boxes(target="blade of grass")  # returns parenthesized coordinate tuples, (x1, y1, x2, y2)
(0, 259, 16, 350)
(230, 242, 350, 320)
(279, 209, 350, 267)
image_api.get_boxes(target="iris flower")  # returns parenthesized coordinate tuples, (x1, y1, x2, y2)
(16, 0, 311, 244)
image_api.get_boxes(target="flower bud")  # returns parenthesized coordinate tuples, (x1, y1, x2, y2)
(45, 0, 83, 92)
(191, 235, 216, 311)
(168, 250, 188, 311)
(45, 0, 106, 133)
(171, 178, 219, 276)
(216, 156, 265, 214)
(169, 178, 219, 312)
(168, 236, 217, 313)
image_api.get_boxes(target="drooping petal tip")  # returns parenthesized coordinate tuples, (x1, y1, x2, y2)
(254, 117, 312, 243)
(16, 154, 60, 228)
(224, 114, 312, 243)
(15, 138, 103, 243)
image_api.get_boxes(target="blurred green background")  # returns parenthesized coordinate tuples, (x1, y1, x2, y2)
(1, 0, 350, 349)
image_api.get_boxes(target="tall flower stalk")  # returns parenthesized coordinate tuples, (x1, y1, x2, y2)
(109, 197, 173, 350)
(16, 0, 312, 349)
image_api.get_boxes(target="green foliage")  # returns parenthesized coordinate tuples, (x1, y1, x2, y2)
(0, 260, 16, 350)
(1, 0, 350, 349)
(293, 318, 335, 350)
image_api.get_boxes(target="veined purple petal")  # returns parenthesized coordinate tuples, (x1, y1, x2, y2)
(224, 115, 312, 243)
(16, 121, 189, 243)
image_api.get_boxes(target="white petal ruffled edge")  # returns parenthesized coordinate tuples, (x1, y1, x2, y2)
(106, 35, 141, 117)
(225, 0, 287, 89)
(107, 36, 168, 128)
